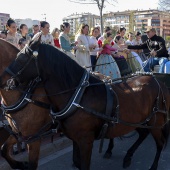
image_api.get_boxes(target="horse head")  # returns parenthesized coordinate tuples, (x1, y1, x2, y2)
(5, 34, 42, 88)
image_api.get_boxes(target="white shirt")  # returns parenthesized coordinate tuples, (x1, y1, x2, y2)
(6, 32, 22, 48)
(89, 36, 100, 56)
(168, 47, 170, 54)
(132, 39, 142, 45)
(125, 40, 134, 45)
(33, 32, 54, 46)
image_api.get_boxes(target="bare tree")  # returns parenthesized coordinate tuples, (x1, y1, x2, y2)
(68, 0, 117, 34)
(158, 0, 170, 10)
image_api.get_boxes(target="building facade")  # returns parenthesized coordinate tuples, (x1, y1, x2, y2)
(62, 12, 100, 35)
(15, 18, 40, 29)
(0, 13, 10, 31)
(104, 9, 170, 38)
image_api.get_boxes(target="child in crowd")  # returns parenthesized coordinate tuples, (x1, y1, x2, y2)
(18, 38, 27, 50)
(51, 27, 60, 48)
(19, 24, 31, 44)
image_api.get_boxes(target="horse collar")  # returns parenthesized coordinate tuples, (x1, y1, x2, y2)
(50, 70, 89, 119)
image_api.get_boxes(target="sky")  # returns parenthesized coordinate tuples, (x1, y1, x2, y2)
(0, 0, 159, 31)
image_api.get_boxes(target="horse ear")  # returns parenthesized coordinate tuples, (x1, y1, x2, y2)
(37, 34, 42, 44)
(29, 33, 42, 50)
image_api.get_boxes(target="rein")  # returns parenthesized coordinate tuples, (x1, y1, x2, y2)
(85, 53, 150, 69)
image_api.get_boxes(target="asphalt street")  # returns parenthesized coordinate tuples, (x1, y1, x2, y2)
(38, 132, 170, 170)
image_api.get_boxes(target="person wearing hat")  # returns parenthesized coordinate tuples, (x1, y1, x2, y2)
(127, 26, 169, 73)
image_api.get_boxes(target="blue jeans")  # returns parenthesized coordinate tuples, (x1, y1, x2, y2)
(142, 57, 168, 73)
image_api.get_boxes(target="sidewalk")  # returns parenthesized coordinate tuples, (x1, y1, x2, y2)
(0, 134, 72, 170)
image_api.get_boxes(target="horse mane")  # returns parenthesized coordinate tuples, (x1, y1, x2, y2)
(38, 44, 85, 88)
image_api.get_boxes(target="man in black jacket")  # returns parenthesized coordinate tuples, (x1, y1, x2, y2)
(128, 26, 169, 72)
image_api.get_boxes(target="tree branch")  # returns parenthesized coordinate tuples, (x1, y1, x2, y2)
(105, 0, 117, 6)
(68, 0, 97, 4)
(158, 0, 170, 10)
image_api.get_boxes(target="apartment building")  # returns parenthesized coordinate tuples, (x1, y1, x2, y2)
(0, 13, 10, 31)
(135, 9, 170, 37)
(104, 9, 170, 37)
(62, 12, 100, 35)
(15, 18, 40, 29)
(103, 10, 131, 31)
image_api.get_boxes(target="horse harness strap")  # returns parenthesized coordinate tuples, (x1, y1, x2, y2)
(105, 83, 114, 117)
(0, 77, 50, 113)
(1, 111, 56, 143)
(50, 69, 118, 122)
(98, 83, 115, 153)
(118, 76, 169, 129)
(50, 70, 90, 119)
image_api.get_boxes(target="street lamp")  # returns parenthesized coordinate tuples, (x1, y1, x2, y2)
(41, 14, 46, 21)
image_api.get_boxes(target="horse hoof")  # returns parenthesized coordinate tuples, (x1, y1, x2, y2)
(103, 152, 112, 159)
(123, 158, 131, 168)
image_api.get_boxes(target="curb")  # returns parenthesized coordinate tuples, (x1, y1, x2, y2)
(0, 135, 72, 170)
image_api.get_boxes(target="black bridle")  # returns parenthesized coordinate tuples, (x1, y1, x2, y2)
(0, 45, 57, 144)
(5, 45, 41, 90)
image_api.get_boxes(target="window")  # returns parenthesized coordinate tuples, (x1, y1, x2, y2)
(152, 19, 160, 23)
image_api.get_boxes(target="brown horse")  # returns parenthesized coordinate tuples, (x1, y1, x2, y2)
(0, 39, 149, 170)
(2, 38, 170, 170)
(0, 39, 53, 169)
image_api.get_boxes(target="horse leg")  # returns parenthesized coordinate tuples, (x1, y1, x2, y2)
(72, 141, 81, 169)
(103, 138, 114, 159)
(149, 123, 169, 170)
(27, 140, 41, 170)
(1, 135, 28, 169)
(78, 138, 94, 170)
(123, 128, 149, 169)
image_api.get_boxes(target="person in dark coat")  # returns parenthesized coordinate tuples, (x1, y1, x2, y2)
(127, 26, 169, 73)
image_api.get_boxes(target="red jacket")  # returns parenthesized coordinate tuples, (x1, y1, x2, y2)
(54, 39, 60, 48)
(100, 44, 117, 55)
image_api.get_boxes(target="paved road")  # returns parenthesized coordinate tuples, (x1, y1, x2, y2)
(38, 132, 170, 170)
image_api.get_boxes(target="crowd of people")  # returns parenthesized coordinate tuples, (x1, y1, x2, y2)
(0, 18, 170, 80)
